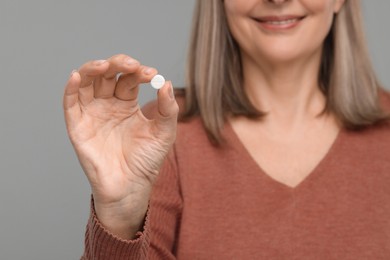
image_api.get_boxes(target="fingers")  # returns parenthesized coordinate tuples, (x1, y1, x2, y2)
(68, 54, 162, 107)
(76, 54, 142, 103)
(78, 60, 109, 87)
(154, 81, 179, 134)
(94, 55, 141, 99)
(63, 71, 82, 130)
(77, 60, 109, 106)
(103, 55, 140, 79)
(114, 66, 158, 101)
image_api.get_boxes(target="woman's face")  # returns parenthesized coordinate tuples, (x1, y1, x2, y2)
(224, 0, 345, 65)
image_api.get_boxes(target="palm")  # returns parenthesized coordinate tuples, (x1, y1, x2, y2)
(71, 97, 170, 203)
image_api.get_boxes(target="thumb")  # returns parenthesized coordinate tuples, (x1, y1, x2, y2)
(155, 81, 179, 133)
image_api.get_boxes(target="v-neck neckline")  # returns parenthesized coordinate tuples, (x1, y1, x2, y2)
(224, 120, 346, 192)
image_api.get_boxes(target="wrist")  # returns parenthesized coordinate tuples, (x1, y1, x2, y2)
(93, 198, 149, 240)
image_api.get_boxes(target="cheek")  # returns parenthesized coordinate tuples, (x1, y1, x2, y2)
(302, 0, 336, 22)
(224, 2, 250, 45)
(302, 0, 336, 42)
(224, 0, 256, 28)
(224, 0, 251, 13)
(302, 0, 335, 13)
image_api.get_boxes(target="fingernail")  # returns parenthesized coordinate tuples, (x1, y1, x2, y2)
(126, 58, 139, 65)
(70, 70, 77, 78)
(94, 60, 107, 65)
(144, 67, 154, 75)
(168, 81, 174, 99)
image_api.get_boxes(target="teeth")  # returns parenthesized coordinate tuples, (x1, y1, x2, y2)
(265, 18, 299, 25)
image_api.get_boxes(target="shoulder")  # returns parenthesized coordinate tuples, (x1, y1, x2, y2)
(376, 88, 390, 130)
(346, 88, 390, 146)
(329, 89, 390, 165)
(379, 87, 390, 112)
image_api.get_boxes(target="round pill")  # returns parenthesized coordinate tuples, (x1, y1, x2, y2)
(150, 74, 166, 90)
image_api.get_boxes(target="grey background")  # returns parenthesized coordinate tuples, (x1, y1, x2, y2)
(0, 1, 388, 259)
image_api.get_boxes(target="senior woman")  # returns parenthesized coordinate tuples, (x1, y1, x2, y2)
(63, 0, 390, 259)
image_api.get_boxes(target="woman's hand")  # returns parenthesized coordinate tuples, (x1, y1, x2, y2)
(63, 54, 179, 239)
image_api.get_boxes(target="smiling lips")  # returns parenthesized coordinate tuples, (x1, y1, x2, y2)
(255, 15, 305, 30)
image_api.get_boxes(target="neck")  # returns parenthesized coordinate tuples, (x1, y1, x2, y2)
(241, 50, 327, 126)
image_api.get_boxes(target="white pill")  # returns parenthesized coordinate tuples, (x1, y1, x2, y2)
(150, 74, 166, 90)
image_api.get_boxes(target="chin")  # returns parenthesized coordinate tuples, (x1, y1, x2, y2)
(256, 47, 306, 65)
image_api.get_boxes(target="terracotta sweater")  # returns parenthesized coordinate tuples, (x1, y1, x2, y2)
(82, 91, 390, 260)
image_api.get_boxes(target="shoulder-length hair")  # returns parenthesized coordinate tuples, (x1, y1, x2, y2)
(183, 0, 389, 144)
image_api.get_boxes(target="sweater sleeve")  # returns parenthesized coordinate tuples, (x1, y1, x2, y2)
(81, 146, 183, 260)
(81, 199, 150, 260)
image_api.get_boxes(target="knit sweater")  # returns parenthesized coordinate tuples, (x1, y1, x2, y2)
(82, 91, 390, 260)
